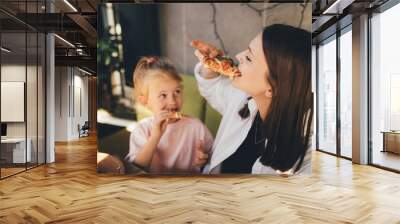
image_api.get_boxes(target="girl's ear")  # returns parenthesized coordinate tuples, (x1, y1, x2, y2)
(138, 94, 148, 106)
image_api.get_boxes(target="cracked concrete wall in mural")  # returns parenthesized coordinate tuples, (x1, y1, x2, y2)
(159, 3, 311, 75)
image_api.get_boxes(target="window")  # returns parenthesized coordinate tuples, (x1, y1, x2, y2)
(370, 2, 400, 171)
(339, 28, 352, 158)
(0, 1, 47, 179)
(317, 36, 337, 154)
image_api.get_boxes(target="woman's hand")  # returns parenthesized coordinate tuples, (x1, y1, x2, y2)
(191, 40, 223, 58)
(194, 50, 220, 79)
(191, 40, 221, 79)
(194, 140, 209, 169)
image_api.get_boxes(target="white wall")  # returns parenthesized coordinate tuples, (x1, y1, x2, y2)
(55, 67, 89, 141)
(55, 67, 68, 141)
(1, 65, 39, 137)
(1, 63, 46, 164)
(1, 65, 27, 141)
(159, 3, 311, 74)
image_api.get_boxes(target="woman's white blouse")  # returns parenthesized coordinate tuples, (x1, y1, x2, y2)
(194, 63, 312, 175)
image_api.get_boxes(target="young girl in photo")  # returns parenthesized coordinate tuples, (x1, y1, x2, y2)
(125, 56, 213, 174)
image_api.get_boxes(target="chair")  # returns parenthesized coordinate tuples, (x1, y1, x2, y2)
(97, 152, 125, 174)
(78, 121, 90, 138)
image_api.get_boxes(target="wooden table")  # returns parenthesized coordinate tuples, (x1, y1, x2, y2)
(1, 138, 32, 163)
(381, 131, 400, 154)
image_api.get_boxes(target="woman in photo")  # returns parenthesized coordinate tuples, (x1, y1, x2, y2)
(192, 24, 313, 175)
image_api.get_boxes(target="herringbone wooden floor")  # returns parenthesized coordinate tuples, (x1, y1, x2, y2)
(1, 135, 400, 224)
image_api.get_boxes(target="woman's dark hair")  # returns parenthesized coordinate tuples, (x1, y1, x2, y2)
(258, 24, 313, 173)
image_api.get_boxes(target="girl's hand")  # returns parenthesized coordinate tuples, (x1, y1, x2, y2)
(194, 140, 209, 168)
(151, 110, 174, 139)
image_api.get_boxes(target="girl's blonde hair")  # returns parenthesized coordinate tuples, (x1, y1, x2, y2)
(133, 56, 182, 99)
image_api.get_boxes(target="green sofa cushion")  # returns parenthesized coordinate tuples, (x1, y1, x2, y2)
(180, 74, 206, 120)
(204, 104, 222, 137)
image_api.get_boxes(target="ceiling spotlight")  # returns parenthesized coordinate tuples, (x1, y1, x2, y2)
(78, 67, 93, 76)
(1, 47, 11, 53)
(76, 48, 86, 55)
(322, 0, 355, 15)
(54, 34, 75, 48)
(63, 0, 78, 12)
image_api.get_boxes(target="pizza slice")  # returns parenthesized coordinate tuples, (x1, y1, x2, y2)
(203, 55, 241, 79)
(173, 112, 182, 120)
(166, 111, 182, 124)
(191, 40, 241, 79)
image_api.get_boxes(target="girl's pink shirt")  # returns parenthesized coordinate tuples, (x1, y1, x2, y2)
(125, 116, 214, 173)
